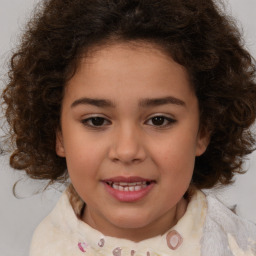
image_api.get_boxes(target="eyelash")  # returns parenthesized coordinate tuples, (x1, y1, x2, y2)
(145, 115, 177, 127)
(81, 115, 176, 129)
(81, 116, 111, 128)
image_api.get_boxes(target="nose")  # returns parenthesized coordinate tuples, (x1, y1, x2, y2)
(108, 124, 146, 164)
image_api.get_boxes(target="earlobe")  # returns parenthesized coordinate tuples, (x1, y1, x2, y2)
(56, 130, 66, 157)
(196, 128, 210, 156)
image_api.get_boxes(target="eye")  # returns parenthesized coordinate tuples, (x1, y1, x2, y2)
(81, 116, 111, 127)
(146, 115, 176, 127)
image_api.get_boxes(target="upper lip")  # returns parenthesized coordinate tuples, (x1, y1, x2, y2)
(102, 176, 154, 183)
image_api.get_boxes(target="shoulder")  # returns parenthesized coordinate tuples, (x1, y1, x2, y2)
(29, 191, 85, 256)
(201, 193, 256, 256)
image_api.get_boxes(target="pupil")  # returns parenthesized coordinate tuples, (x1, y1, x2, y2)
(91, 117, 104, 126)
(152, 116, 164, 125)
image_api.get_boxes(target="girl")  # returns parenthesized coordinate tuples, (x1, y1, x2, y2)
(2, 0, 256, 255)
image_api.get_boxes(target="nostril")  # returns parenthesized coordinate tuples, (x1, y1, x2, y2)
(108, 135, 146, 164)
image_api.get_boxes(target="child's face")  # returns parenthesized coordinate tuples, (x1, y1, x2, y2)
(56, 42, 209, 240)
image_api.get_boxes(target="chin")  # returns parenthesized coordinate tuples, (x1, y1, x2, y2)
(109, 211, 153, 229)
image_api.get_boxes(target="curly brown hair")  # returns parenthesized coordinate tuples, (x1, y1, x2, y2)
(2, 0, 256, 189)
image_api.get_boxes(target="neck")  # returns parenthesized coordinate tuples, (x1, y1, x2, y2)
(82, 197, 188, 242)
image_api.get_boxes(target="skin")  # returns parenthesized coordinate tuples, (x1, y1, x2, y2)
(56, 42, 209, 241)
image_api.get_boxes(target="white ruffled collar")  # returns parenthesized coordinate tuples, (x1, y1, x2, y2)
(49, 189, 207, 255)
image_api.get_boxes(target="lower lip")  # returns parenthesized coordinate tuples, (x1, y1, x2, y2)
(103, 182, 155, 202)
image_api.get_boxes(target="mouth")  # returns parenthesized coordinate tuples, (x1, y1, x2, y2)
(102, 177, 155, 202)
(105, 180, 152, 192)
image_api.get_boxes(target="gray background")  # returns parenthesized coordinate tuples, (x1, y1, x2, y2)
(0, 0, 255, 255)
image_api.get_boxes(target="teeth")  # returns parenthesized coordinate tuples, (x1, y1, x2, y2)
(118, 186, 124, 191)
(128, 186, 135, 192)
(112, 183, 119, 190)
(107, 181, 151, 191)
(119, 182, 141, 186)
(134, 185, 141, 191)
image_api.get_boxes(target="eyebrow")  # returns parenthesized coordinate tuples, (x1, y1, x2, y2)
(139, 96, 185, 108)
(71, 97, 115, 108)
(71, 96, 185, 108)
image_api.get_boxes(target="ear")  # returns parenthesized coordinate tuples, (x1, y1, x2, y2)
(195, 127, 210, 156)
(56, 129, 66, 157)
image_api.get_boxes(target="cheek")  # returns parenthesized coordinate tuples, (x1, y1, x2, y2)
(160, 150, 195, 183)
(154, 135, 198, 168)
(158, 148, 195, 203)
(64, 136, 106, 184)
(152, 132, 197, 183)
(65, 148, 103, 202)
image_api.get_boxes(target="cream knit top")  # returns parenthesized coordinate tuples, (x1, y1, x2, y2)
(30, 189, 256, 256)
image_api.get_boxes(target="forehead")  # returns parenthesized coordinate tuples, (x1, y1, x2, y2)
(64, 42, 196, 106)
(80, 41, 186, 75)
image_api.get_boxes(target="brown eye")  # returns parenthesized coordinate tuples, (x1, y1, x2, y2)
(82, 116, 110, 127)
(151, 116, 165, 126)
(90, 117, 105, 126)
(146, 115, 176, 127)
